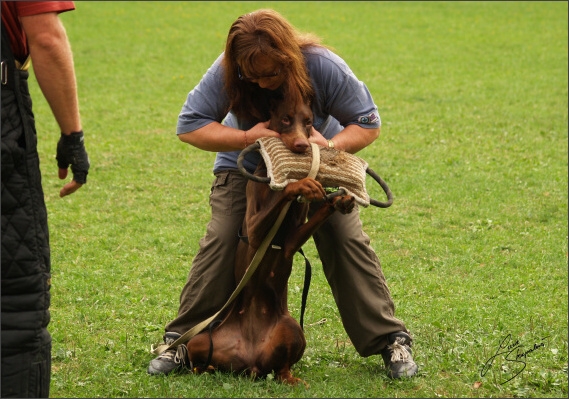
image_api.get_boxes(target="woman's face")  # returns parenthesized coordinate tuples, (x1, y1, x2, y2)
(238, 54, 285, 91)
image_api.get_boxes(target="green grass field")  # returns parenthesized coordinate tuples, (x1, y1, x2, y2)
(26, 1, 567, 397)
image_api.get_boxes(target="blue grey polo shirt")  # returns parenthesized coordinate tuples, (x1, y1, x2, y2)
(177, 46, 381, 174)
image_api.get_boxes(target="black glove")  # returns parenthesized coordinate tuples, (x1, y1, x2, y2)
(56, 130, 90, 184)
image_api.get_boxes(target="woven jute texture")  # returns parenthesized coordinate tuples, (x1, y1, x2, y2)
(257, 137, 370, 207)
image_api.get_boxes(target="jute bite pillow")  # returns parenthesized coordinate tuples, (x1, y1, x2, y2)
(256, 137, 370, 207)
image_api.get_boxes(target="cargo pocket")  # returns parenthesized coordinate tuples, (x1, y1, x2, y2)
(210, 171, 230, 215)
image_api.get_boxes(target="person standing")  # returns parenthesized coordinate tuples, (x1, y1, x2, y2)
(1, 2, 90, 397)
(148, 8, 418, 380)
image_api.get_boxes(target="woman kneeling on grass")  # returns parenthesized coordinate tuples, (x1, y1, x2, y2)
(148, 8, 418, 379)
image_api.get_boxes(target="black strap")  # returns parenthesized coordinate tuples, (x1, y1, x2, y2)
(203, 319, 223, 370)
(191, 319, 222, 371)
(297, 248, 312, 331)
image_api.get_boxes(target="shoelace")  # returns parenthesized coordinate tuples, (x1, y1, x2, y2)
(157, 348, 176, 361)
(387, 336, 411, 363)
(174, 344, 189, 367)
(157, 344, 189, 367)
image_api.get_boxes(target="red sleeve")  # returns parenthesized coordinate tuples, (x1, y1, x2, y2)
(15, 1, 75, 17)
(1, 1, 76, 62)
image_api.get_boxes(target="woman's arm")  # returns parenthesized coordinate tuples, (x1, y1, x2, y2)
(309, 124, 379, 154)
(178, 120, 279, 152)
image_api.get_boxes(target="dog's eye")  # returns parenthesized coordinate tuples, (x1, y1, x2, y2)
(305, 119, 313, 126)
(281, 116, 291, 125)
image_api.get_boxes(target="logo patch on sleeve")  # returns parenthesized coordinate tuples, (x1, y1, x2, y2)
(358, 112, 379, 124)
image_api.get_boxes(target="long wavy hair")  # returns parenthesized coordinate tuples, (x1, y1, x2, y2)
(222, 9, 326, 122)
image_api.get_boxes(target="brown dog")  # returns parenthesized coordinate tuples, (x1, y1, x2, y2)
(185, 99, 355, 385)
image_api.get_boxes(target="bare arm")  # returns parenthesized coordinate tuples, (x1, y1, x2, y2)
(21, 12, 81, 134)
(21, 12, 87, 197)
(309, 124, 380, 154)
(178, 120, 280, 152)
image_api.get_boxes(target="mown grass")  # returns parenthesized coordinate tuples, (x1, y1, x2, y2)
(26, 1, 567, 397)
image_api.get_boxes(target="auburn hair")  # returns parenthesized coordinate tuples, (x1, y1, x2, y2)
(223, 9, 326, 122)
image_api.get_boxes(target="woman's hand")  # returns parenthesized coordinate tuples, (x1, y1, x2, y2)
(308, 126, 328, 147)
(245, 121, 280, 146)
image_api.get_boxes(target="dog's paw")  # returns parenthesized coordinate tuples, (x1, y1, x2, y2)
(286, 178, 326, 202)
(332, 195, 355, 214)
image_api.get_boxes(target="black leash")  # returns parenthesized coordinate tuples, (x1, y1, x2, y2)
(297, 248, 311, 331)
(204, 319, 222, 370)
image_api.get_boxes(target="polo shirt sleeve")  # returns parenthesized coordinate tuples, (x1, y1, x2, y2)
(2, 1, 76, 61)
(177, 53, 231, 135)
(307, 48, 381, 130)
(16, 1, 75, 16)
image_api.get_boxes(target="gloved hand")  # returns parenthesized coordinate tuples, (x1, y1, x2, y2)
(56, 130, 90, 196)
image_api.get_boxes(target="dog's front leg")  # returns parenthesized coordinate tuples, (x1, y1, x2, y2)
(282, 201, 334, 260)
(283, 194, 355, 259)
(245, 177, 325, 250)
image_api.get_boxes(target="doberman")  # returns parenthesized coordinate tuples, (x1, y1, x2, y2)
(185, 99, 355, 385)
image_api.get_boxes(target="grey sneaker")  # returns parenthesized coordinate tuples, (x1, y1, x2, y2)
(147, 332, 189, 375)
(380, 331, 418, 378)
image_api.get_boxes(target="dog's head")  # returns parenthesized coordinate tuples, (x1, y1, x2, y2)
(268, 99, 313, 154)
